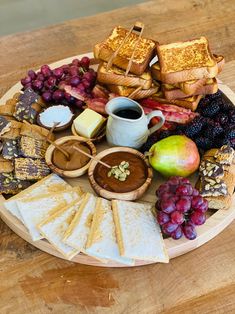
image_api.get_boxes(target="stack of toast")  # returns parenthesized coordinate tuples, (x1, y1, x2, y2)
(94, 24, 159, 100)
(4, 173, 169, 265)
(151, 37, 225, 111)
(0, 94, 54, 195)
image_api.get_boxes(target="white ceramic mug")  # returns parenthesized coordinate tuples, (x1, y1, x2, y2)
(105, 97, 165, 149)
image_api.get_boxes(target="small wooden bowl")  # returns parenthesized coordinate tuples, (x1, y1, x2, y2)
(88, 147, 153, 201)
(45, 135, 96, 178)
(71, 123, 106, 143)
(37, 109, 74, 132)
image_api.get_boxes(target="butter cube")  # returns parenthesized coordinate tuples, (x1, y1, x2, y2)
(74, 109, 105, 138)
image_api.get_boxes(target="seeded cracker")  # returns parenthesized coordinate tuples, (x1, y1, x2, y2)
(15, 158, 50, 181)
(2, 138, 19, 160)
(13, 88, 44, 123)
(0, 172, 30, 195)
(199, 160, 224, 178)
(0, 116, 11, 136)
(214, 145, 235, 165)
(19, 136, 48, 159)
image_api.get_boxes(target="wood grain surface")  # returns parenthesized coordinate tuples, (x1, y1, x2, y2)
(0, 0, 235, 313)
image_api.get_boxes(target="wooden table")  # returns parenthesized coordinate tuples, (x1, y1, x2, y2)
(0, 1, 235, 313)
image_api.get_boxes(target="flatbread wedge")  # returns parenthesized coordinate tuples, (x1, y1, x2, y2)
(4, 174, 74, 221)
(85, 198, 134, 265)
(63, 193, 97, 252)
(17, 188, 82, 241)
(112, 200, 169, 263)
(38, 197, 85, 259)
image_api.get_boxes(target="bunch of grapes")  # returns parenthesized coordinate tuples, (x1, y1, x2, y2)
(21, 56, 97, 108)
(156, 176, 208, 240)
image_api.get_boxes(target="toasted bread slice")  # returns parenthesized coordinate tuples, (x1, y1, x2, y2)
(152, 54, 224, 93)
(156, 37, 218, 83)
(112, 200, 169, 262)
(162, 78, 218, 100)
(94, 26, 156, 75)
(85, 198, 134, 265)
(152, 91, 202, 111)
(4, 174, 73, 221)
(97, 62, 152, 89)
(38, 197, 85, 259)
(107, 83, 159, 100)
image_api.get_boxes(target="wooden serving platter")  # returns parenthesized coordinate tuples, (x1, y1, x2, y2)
(0, 53, 235, 267)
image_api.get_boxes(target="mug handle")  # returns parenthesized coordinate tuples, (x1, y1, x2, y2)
(146, 110, 165, 135)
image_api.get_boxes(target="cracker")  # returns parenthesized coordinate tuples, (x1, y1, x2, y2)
(20, 123, 55, 141)
(0, 116, 11, 136)
(2, 138, 19, 160)
(0, 172, 30, 195)
(19, 136, 48, 159)
(0, 157, 14, 173)
(1, 120, 22, 139)
(14, 158, 50, 180)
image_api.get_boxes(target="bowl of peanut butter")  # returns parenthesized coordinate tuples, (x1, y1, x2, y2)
(45, 135, 96, 178)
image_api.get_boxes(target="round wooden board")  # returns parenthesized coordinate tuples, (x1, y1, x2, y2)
(0, 53, 235, 267)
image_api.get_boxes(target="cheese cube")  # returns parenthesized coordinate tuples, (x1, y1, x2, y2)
(74, 109, 105, 138)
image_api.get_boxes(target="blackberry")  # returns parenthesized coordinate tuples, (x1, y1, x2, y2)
(215, 113, 229, 125)
(230, 138, 235, 149)
(226, 127, 235, 140)
(184, 117, 204, 138)
(228, 109, 235, 123)
(195, 137, 212, 150)
(214, 136, 230, 148)
(158, 130, 175, 140)
(221, 99, 233, 112)
(200, 100, 220, 117)
(213, 123, 224, 136)
(205, 90, 222, 101)
(140, 137, 157, 153)
(197, 97, 210, 112)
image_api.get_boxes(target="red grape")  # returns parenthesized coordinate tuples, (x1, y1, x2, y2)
(183, 224, 197, 240)
(171, 211, 184, 224)
(28, 70, 36, 79)
(52, 90, 64, 101)
(53, 67, 63, 78)
(160, 199, 176, 214)
(176, 196, 191, 213)
(195, 199, 208, 213)
(21, 77, 31, 86)
(191, 195, 204, 210)
(47, 76, 57, 87)
(41, 65, 51, 77)
(81, 56, 90, 69)
(24, 83, 32, 89)
(157, 211, 170, 225)
(168, 176, 180, 185)
(42, 91, 52, 102)
(180, 178, 190, 184)
(156, 184, 169, 197)
(190, 211, 206, 225)
(72, 59, 80, 66)
(75, 100, 84, 108)
(69, 66, 78, 76)
(176, 185, 189, 196)
(70, 76, 80, 87)
(162, 222, 178, 235)
(32, 80, 43, 90)
(37, 73, 45, 81)
(192, 188, 199, 196)
(171, 226, 183, 240)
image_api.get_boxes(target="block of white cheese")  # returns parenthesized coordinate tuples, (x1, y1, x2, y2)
(73, 108, 106, 138)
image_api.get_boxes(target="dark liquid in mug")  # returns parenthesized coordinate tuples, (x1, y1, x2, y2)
(114, 108, 141, 120)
